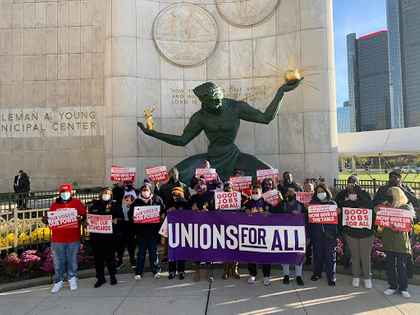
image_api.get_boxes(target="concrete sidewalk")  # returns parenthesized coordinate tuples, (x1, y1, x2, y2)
(0, 270, 418, 315)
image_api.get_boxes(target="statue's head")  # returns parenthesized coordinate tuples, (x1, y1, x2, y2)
(193, 82, 224, 114)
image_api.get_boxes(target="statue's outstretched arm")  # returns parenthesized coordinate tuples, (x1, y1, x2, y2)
(238, 80, 302, 124)
(137, 113, 202, 146)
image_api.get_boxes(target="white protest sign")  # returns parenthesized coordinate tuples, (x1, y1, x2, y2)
(48, 208, 78, 229)
(87, 214, 113, 234)
(215, 191, 241, 210)
(133, 205, 161, 224)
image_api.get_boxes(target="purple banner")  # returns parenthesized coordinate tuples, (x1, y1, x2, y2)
(168, 211, 306, 264)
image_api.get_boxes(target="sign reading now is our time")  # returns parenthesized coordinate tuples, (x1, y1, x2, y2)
(0, 106, 103, 138)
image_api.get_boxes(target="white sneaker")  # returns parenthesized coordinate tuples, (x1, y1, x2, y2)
(51, 281, 64, 294)
(401, 291, 411, 299)
(263, 277, 271, 286)
(384, 288, 397, 296)
(154, 273, 161, 279)
(364, 279, 372, 289)
(68, 277, 78, 291)
(134, 274, 142, 280)
(247, 276, 256, 284)
(352, 278, 360, 288)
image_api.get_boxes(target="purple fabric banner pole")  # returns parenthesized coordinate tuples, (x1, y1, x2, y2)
(167, 210, 306, 264)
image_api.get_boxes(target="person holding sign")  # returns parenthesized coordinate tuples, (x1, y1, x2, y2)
(244, 185, 272, 286)
(88, 188, 119, 288)
(46, 184, 86, 294)
(377, 187, 415, 298)
(336, 175, 374, 289)
(129, 183, 165, 280)
(308, 184, 338, 286)
(278, 172, 302, 197)
(279, 188, 306, 286)
(261, 178, 283, 211)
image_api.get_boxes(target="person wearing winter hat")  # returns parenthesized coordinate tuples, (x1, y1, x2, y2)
(128, 184, 165, 280)
(167, 186, 189, 280)
(46, 184, 86, 293)
(336, 175, 374, 289)
(89, 188, 119, 288)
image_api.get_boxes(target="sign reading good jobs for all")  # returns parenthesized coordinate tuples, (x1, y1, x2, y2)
(215, 191, 241, 210)
(87, 214, 113, 234)
(375, 207, 414, 232)
(110, 165, 136, 182)
(307, 204, 338, 224)
(146, 166, 168, 182)
(133, 206, 161, 224)
(342, 208, 372, 229)
(48, 208, 78, 229)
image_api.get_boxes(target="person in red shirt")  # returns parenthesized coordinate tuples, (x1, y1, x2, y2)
(46, 183, 86, 293)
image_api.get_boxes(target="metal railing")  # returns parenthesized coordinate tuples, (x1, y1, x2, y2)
(333, 179, 420, 199)
(0, 187, 102, 253)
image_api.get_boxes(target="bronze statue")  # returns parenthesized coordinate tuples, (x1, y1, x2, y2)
(138, 79, 302, 183)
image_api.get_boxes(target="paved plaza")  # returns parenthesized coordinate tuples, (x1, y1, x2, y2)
(0, 270, 418, 315)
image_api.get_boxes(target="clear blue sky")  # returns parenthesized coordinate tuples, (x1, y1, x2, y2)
(333, 0, 386, 107)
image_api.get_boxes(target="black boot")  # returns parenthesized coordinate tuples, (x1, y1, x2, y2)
(110, 275, 117, 285)
(94, 278, 106, 288)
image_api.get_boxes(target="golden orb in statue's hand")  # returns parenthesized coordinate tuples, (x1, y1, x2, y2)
(284, 69, 302, 85)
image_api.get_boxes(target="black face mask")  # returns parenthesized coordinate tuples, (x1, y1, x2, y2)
(125, 185, 133, 191)
(287, 195, 296, 202)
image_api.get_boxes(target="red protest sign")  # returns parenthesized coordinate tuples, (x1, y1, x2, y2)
(262, 189, 281, 207)
(296, 192, 313, 206)
(195, 168, 218, 182)
(133, 205, 161, 224)
(375, 207, 413, 232)
(87, 214, 113, 234)
(229, 176, 252, 193)
(342, 208, 372, 229)
(146, 166, 168, 182)
(215, 191, 241, 210)
(110, 165, 136, 182)
(257, 169, 279, 185)
(48, 208, 78, 229)
(308, 204, 338, 224)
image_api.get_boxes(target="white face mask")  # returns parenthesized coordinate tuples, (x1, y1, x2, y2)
(60, 192, 71, 201)
(252, 194, 261, 201)
(348, 193, 357, 201)
(317, 192, 327, 201)
(102, 194, 111, 202)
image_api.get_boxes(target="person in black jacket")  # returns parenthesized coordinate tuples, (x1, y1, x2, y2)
(13, 170, 30, 209)
(278, 171, 302, 196)
(308, 183, 338, 286)
(167, 186, 189, 280)
(89, 188, 118, 288)
(336, 175, 375, 289)
(279, 187, 306, 286)
(373, 170, 418, 208)
(129, 183, 165, 280)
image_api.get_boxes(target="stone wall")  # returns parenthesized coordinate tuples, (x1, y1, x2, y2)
(0, 0, 106, 192)
(106, 0, 338, 187)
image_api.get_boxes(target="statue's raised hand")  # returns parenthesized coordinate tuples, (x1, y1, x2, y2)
(281, 78, 304, 92)
(137, 122, 153, 135)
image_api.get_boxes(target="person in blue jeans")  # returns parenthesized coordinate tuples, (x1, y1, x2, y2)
(128, 183, 165, 280)
(308, 183, 338, 286)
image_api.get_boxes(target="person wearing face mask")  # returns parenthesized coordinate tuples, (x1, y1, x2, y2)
(279, 188, 306, 286)
(308, 183, 338, 286)
(244, 185, 272, 286)
(278, 171, 303, 197)
(373, 170, 418, 208)
(167, 186, 189, 280)
(89, 188, 119, 288)
(336, 175, 374, 289)
(115, 191, 137, 268)
(124, 180, 138, 196)
(221, 181, 241, 280)
(45, 184, 87, 294)
(377, 187, 416, 298)
(129, 183, 165, 280)
(261, 178, 283, 213)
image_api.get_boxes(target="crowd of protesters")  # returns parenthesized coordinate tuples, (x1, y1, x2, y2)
(45, 165, 418, 299)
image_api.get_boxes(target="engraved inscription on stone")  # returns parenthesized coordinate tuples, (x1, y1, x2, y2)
(216, 0, 280, 27)
(153, 3, 218, 67)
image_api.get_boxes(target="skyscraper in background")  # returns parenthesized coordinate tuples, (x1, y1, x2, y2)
(387, 0, 420, 128)
(347, 31, 391, 131)
(337, 101, 353, 133)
